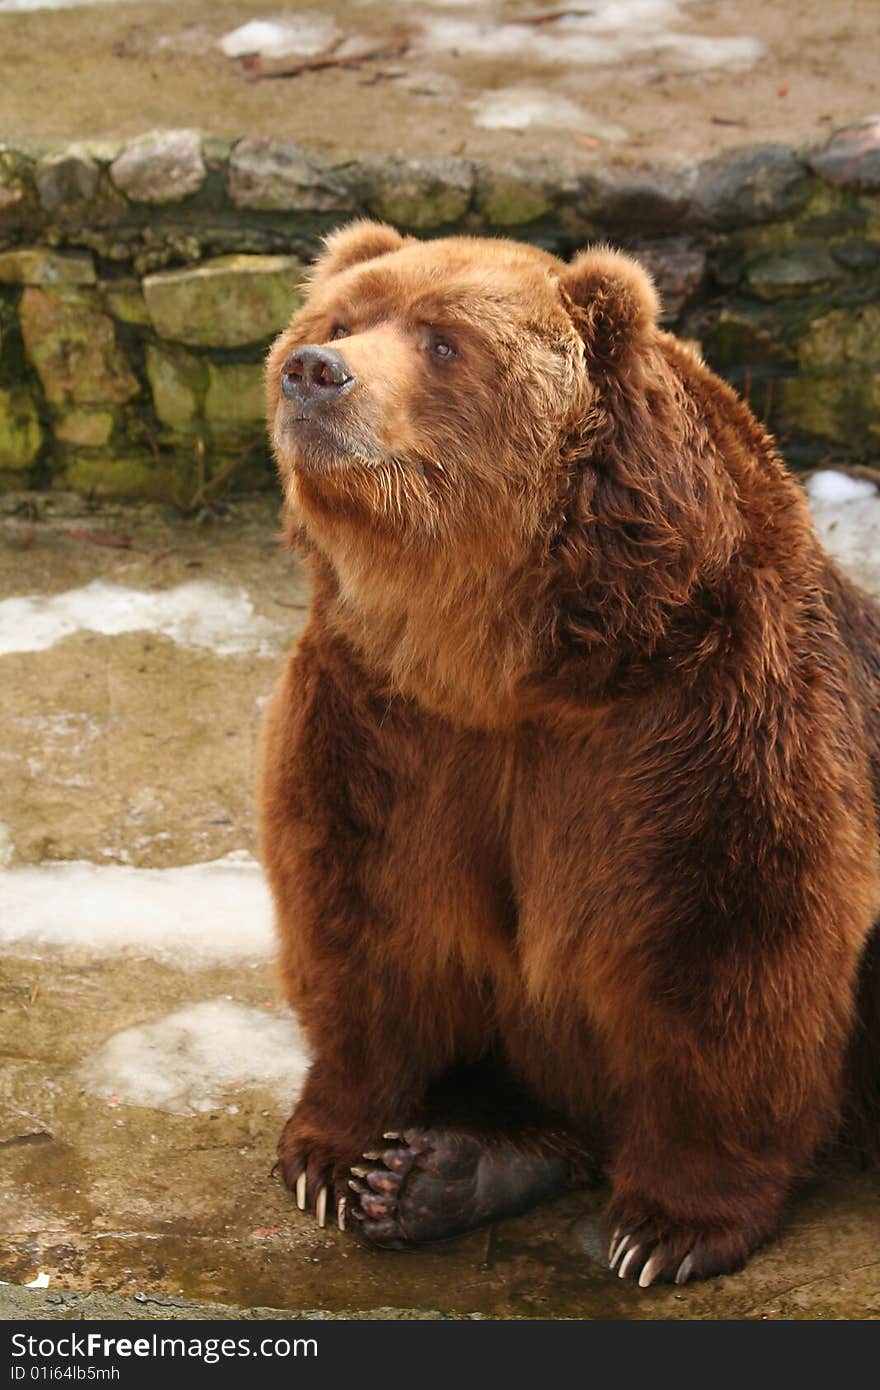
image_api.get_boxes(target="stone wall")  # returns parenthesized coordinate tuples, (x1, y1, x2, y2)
(1, 122, 878, 500)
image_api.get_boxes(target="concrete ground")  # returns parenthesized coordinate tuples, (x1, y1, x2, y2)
(0, 0, 878, 165)
(1, 481, 880, 1322)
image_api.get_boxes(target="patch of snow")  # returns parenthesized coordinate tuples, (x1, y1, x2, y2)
(0, 853, 275, 968)
(470, 87, 624, 137)
(807, 471, 880, 597)
(218, 15, 340, 60)
(557, 0, 681, 31)
(25, 759, 92, 790)
(420, 3, 763, 73)
(17, 711, 102, 745)
(806, 470, 877, 504)
(651, 32, 766, 71)
(0, 580, 281, 658)
(79, 999, 309, 1115)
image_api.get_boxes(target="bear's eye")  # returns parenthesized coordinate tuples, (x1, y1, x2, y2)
(328, 323, 348, 341)
(431, 338, 457, 360)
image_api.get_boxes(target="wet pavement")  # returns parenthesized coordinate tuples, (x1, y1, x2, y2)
(1, 482, 879, 1321)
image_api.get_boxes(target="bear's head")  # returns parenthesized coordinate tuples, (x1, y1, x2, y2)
(267, 221, 664, 561)
(266, 222, 765, 713)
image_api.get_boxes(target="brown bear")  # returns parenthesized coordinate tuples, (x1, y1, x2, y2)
(259, 220, 880, 1286)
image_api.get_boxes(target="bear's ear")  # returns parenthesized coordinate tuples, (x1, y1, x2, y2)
(309, 219, 407, 282)
(558, 246, 660, 372)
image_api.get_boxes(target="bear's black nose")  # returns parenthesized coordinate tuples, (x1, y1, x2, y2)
(281, 346, 355, 403)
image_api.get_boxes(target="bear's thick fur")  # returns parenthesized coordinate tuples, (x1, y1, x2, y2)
(260, 221, 880, 1285)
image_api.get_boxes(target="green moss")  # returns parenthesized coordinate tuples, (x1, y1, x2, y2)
(0, 249, 96, 287)
(142, 255, 303, 349)
(778, 376, 845, 440)
(0, 384, 43, 468)
(0, 146, 36, 226)
(744, 244, 842, 299)
(63, 451, 191, 501)
(363, 158, 473, 230)
(707, 309, 795, 370)
(0, 293, 26, 385)
(146, 345, 205, 429)
(204, 361, 264, 433)
(797, 303, 880, 372)
(474, 164, 554, 227)
(102, 280, 151, 326)
(778, 370, 880, 449)
(53, 409, 115, 447)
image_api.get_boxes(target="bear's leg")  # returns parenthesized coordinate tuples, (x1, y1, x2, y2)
(598, 957, 856, 1286)
(507, 710, 875, 1285)
(261, 636, 522, 1229)
(269, 852, 497, 1230)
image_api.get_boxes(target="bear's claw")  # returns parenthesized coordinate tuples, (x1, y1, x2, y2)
(609, 1219, 751, 1287)
(315, 1185, 328, 1228)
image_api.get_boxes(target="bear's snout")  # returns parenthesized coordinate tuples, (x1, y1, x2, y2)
(281, 346, 356, 407)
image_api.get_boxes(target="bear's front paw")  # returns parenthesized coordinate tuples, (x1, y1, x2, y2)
(277, 1117, 367, 1231)
(608, 1215, 757, 1287)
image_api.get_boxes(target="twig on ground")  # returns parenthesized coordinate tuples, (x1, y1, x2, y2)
(67, 528, 141, 551)
(519, 8, 595, 24)
(241, 29, 413, 81)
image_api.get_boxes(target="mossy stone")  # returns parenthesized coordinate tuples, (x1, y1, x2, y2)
(0, 249, 96, 287)
(146, 345, 204, 429)
(691, 145, 814, 229)
(744, 244, 842, 299)
(778, 376, 844, 440)
(778, 373, 880, 447)
(19, 286, 140, 407)
(0, 294, 25, 385)
(808, 120, 880, 191)
(35, 150, 100, 214)
(109, 130, 206, 205)
(0, 385, 43, 468)
(361, 157, 473, 229)
(0, 146, 36, 226)
(798, 304, 880, 372)
(53, 409, 114, 447)
(63, 452, 184, 501)
(474, 163, 555, 226)
(204, 362, 265, 433)
(707, 309, 795, 370)
(142, 255, 302, 348)
(102, 280, 151, 326)
(227, 138, 353, 213)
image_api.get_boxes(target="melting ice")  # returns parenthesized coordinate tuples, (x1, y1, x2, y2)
(79, 998, 310, 1114)
(0, 579, 281, 658)
(0, 852, 275, 968)
(806, 470, 880, 596)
